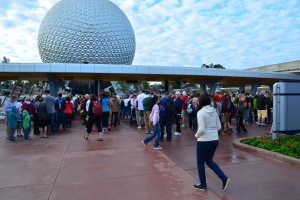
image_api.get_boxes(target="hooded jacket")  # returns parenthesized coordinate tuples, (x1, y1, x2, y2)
(195, 105, 221, 141)
(8, 107, 22, 128)
(22, 110, 31, 129)
(110, 96, 120, 112)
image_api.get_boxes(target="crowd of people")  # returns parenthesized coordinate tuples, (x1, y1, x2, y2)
(3, 88, 274, 192)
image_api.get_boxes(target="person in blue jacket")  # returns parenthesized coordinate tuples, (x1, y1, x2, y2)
(159, 91, 174, 141)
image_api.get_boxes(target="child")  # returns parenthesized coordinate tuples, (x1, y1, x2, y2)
(22, 110, 31, 141)
(7, 107, 23, 142)
(142, 96, 162, 149)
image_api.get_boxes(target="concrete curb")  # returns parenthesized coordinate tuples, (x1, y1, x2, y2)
(233, 138, 300, 168)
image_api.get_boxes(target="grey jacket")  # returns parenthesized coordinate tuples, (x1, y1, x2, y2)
(110, 97, 121, 112)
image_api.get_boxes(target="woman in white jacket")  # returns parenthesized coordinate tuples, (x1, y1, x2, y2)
(194, 95, 230, 192)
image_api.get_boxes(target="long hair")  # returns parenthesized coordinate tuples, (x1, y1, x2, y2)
(212, 96, 217, 109)
(149, 95, 158, 111)
(198, 94, 211, 110)
(90, 94, 97, 101)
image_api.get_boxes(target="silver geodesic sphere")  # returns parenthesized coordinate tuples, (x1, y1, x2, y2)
(38, 0, 135, 64)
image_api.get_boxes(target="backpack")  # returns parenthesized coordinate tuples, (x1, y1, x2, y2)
(167, 98, 176, 114)
(186, 102, 193, 113)
(239, 96, 248, 108)
(92, 101, 102, 115)
(226, 100, 234, 112)
(57, 98, 63, 110)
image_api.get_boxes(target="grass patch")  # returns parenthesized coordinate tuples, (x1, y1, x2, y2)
(241, 135, 300, 159)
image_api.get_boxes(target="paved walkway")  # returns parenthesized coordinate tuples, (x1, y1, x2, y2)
(0, 119, 299, 200)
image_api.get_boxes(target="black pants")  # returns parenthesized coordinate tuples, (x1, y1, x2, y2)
(33, 113, 40, 135)
(237, 117, 247, 133)
(65, 113, 72, 126)
(111, 112, 119, 126)
(174, 114, 181, 133)
(102, 112, 109, 128)
(87, 114, 102, 133)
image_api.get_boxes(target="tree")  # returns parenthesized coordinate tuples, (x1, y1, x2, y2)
(2, 56, 10, 63)
(201, 63, 225, 69)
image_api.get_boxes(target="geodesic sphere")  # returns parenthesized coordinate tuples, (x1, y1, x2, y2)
(38, 0, 135, 64)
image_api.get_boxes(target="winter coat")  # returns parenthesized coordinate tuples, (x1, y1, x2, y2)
(8, 107, 22, 128)
(22, 110, 31, 129)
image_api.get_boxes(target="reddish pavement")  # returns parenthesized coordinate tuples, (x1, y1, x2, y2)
(0, 119, 299, 200)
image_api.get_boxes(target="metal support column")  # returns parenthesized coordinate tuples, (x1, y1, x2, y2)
(47, 74, 58, 97)
(165, 81, 169, 92)
(239, 84, 245, 93)
(200, 83, 206, 94)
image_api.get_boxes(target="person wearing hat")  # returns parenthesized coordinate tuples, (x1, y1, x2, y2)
(214, 90, 221, 102)
(181, 91, 188, 127)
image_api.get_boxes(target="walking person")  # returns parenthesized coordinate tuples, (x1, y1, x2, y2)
(37, 97, 49, 138)
(142, 96, 162, 149)
(84, 94, 103, 141)
(194, 95, 230, 191)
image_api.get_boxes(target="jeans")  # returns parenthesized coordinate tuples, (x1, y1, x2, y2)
(48, 113, 56, 134)
(111, 112, 119, 126)
(9, 128, 16, 141)
(160, 116, 172, 141)
(144, 121, 161, 148)
(188, 110, 197, 130)
(23, 127, 30, 140)
(197, 140, 227, 187)
(248, 109, 254, 124)
(56, 112, 66, 130)
(87, 114, 102, 133)
(174, 114, 181, 133)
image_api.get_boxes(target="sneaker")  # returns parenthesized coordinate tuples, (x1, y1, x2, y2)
(23, 139, 29, 142)
(153, 146, 163, 150)
(181, 124, 185, 127)
(141, 140, 147, 148)
(222, 178, 231, 191)
(261, 124, 266, 127)
(174, 132, 179, 135)
(177, 132, 182, 135)
(138, 126, 142, 129)
(193, 184, 207, 191)
(84, 135, 88, 140)
(243, 131, 248, 134)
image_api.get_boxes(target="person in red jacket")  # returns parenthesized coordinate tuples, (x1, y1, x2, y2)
(65, 96, 74, 128)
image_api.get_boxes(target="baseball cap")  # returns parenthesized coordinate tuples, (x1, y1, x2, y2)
(175, 91, 180, 95)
